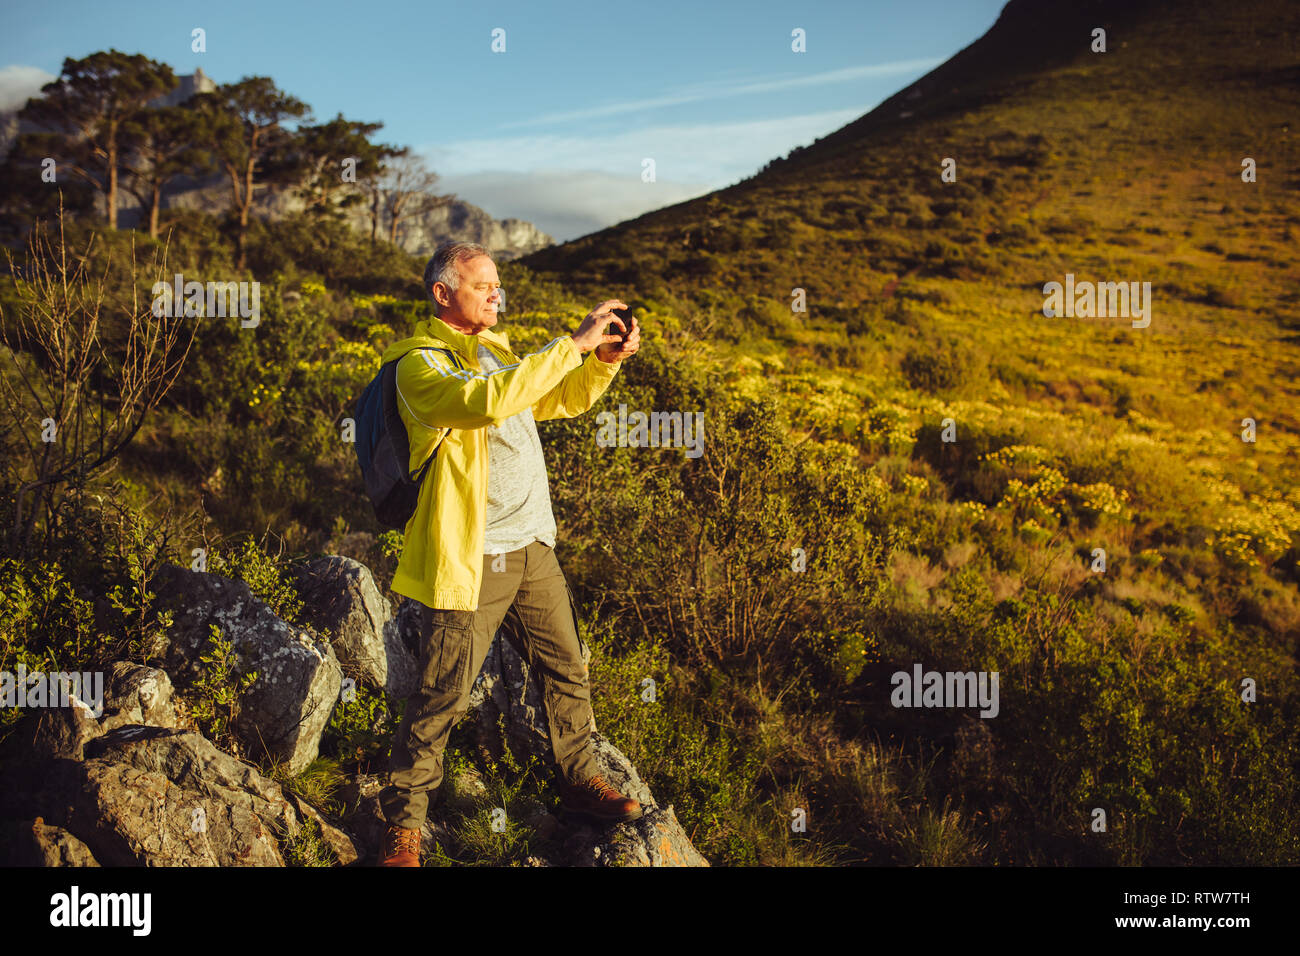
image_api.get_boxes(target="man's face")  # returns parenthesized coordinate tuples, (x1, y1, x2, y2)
(433, 255, 501, 335)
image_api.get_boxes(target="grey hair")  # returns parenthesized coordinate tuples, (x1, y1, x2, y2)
(423, 241, 492, 315)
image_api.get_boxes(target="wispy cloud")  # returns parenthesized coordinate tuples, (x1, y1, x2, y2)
(423, 107, 863, 181)
(429, 107, 864, 241)
(436, 169, 712, 244)
(498, 57, 941, 129)
(0, 64, 56, 112)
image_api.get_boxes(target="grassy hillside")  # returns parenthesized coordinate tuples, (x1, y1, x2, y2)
(516, 0, 1300, 863)
(521, 0, 1300, 477)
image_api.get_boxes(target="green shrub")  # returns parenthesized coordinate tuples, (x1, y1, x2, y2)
(900, 340, 985, 393)
(189, 624, 259, 754)
(208, 537, 305, 624)
(323, 681, 396, 774)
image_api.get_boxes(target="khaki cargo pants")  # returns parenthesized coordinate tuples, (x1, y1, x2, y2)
(379, 540, 599, 830)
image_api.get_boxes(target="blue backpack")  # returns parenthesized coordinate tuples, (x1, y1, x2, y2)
(354, 346, 463, 530)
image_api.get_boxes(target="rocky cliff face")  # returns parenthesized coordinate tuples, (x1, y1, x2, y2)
(148, 66, 217, 108)
(0, 555, 706, 868)
(383, 200, 553, 261)
(149, 172, 552, 261)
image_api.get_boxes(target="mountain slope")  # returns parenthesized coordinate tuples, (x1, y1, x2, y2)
(520, 0, 1298, 315)
(518, 0, 1300, 505)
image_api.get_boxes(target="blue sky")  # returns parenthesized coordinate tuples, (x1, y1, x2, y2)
(0, 0, 1005, 241)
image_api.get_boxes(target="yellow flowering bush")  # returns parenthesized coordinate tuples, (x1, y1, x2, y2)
(288, 339, 382, 414)
(978, 443, 1135, 528)
(350, 292, 399, 310)
(1209, 495, 1300, 568)
(1124, 410, 1173, 434)
(865, 470, 891, 498)
(992, 462, 1065, 514)
(367, 323, 395, 344)
(982, 444, 1056, 470)
(1018, 517, 1053, 543)
(1135, 548, 1164, 569)
(860, 402, 915, 453)
(334, 340, 382, 377)
(1072, 481, 1131, 518)
(247, 381, 282, 409)
(728, 357, 771, 403)
(900, 474, 929, 496)
(503, 323, 560, 353)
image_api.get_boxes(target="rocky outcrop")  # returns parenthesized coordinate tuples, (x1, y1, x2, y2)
(152, 565, 342, 776)
(5, 662, 178, 763)
(562, 803, 708, 867)
(153, 178, 552, 259)
(0, 817, 101, 867)
(383, 200, 552, 260)
(0, 554, 707, 867)
(3, 725, 357, 866)
(336, 743, 707, 868)
(148, 66, 216, 108)
(293, 555, 418, 700)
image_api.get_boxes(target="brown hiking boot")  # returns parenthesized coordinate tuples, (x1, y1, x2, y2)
(378, 825, 421, 867)
(557, 773, 643, 824)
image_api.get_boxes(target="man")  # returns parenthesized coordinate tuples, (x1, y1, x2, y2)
(376, 240, 642, 867)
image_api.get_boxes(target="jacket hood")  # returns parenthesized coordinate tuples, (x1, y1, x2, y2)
(381, 315, 512, 367)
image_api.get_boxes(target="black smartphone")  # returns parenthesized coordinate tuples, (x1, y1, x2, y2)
(608, 306, 635, 341)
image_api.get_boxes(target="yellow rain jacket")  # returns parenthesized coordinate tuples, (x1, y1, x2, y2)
(381, 316, 622, 610)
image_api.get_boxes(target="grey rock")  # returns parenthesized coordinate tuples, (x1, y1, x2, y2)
(24, 691, 102, 762)
(147, 67, 216, 108)
(286, 792, 360, 866)
(560, 805, 709, 867)
(153, 564, 342, 775)
(0, 817, 101, 866)
(294, 555, 418, 700)
(104, 662, 178, 730)
(3, 726, 358, 867)
(383, 200, 552, 260)
(60, 727, 301, 865)
(393, 598, 424, 662)
(15, 661, 178, 762)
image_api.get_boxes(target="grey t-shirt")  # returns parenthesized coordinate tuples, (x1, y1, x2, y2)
(477, 342, 558, 554)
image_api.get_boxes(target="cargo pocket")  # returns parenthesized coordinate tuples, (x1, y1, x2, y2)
(563, 581, 589, 671)
(422, 607, 475, 695)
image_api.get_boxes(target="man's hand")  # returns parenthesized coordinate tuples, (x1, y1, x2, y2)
(571, 300, 629, 355)
(594, 312, 639, 364)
